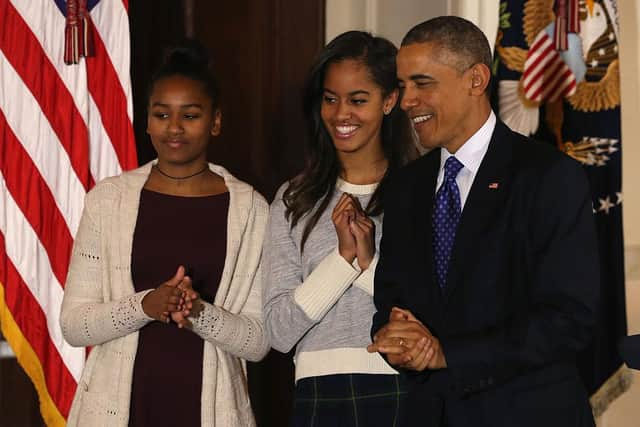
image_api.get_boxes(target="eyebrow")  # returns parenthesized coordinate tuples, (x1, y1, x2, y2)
(150, 102, 204, 109)
(323, 88, 371, 96)
(397, 74, 435, 86)
(408, 74, 434, 81)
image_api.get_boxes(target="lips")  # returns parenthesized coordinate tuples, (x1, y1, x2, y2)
(334, 124, 359, 139)
(166, 139, 186, 149)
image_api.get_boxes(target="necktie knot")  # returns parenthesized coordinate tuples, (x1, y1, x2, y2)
(443, 156, 463, 181)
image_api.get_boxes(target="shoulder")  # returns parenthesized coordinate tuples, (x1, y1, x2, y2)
(508, 133, 585, 182)
(210, 164, 269, 225)
(272, 181, 291, 204)
(384, 148, 438, 196)
(267, 181, 292, 229)
(84, 163, 151, 209)
(497, 124, 589, 197)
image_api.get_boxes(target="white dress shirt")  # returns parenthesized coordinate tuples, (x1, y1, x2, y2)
(435, 111, 497, 210)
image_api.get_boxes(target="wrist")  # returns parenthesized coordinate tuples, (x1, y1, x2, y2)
(338, 247, 356, 263)
(357, 251, 374, 270)
(141, 289, 154, 318)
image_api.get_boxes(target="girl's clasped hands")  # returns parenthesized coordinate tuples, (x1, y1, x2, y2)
(332, 193, 376, 270)
(141, 265, 201, 328)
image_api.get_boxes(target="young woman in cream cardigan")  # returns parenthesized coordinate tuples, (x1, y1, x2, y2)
(60, 40, 269, 426)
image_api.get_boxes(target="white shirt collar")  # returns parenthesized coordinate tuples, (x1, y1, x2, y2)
(440, 111, 496, 174)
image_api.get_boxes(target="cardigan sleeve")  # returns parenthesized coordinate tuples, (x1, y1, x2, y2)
(262, 185, 366, 353)
(188, 191, 270, 362)
(60, 188, 154, 348)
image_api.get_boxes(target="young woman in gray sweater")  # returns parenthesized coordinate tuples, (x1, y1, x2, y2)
(263, 31, 417, 426)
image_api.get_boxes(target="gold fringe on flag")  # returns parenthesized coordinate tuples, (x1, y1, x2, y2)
(0, 284, 66, 427)
(590, 364, 633, 418)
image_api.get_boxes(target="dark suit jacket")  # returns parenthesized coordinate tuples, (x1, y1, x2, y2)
(373, 121, 599, 427)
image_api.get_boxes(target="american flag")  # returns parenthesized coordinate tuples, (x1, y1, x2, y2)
(0, 0, 137, 424)
(522, 30, 577, 103)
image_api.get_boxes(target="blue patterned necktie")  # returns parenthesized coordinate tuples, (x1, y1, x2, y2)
(432, 156, 464, 289)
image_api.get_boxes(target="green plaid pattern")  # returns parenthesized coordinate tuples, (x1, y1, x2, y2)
(291, 374, 407, 427)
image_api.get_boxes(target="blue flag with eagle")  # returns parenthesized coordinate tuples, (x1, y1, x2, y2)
(492, 0, 629, 417)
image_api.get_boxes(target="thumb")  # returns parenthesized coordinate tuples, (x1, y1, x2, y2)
(391, 306, 416, 321)
(167, 265, 185, 287)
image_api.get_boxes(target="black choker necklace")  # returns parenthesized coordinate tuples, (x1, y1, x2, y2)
(154, 164, 209, 180)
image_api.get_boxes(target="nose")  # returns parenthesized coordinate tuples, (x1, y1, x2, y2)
(335, 100, 352, 122)
(400, 86, 419, 111)
(167, 114, 184, 134)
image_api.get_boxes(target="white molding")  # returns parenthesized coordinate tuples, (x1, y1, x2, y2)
(365, 0, 379, 34)
(626, 245, 640, 281)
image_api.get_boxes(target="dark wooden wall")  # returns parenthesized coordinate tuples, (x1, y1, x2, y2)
(131, 0, 324, 201)
(0, 1, 324, 426)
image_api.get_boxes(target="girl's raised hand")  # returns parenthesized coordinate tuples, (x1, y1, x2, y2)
(332, 193, 358, 263)
(350, 213, 375, 270)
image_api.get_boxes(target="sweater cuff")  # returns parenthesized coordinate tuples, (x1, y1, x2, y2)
(133, 289, 156, 322)
(353, 253, 379, 295)
(294, 248, 360, 321)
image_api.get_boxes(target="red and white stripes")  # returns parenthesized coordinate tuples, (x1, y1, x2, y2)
(522, 30, 577, 103)
(0, 0, 137, 423)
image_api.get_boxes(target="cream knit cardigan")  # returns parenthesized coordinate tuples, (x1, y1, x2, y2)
(60, 161, 270, 426)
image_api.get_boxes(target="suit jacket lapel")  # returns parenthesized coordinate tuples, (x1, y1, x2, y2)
(443, 121, 515, 302)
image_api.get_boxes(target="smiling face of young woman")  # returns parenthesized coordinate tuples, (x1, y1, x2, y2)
(320, 59, 397, 160)
(147, 75, 221, 175)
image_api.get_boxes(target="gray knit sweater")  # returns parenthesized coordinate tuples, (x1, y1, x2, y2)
(263, 178, 397, 381)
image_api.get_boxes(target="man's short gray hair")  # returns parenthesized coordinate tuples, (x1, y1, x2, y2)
(401, 16, 492, 73)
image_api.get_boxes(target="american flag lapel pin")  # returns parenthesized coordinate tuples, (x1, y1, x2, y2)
(488, 182, 499, 189)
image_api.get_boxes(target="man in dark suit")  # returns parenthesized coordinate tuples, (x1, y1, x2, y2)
(367, 16, 598, 427)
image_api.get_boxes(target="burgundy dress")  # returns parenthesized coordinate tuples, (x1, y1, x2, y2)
(128, 189, 229, 427)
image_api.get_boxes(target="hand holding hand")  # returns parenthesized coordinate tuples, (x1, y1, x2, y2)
(141, 265, 186, 323)
(367, 307, 447, 371)
(392, 308, 447, 370)
(170, 275, 201, 329)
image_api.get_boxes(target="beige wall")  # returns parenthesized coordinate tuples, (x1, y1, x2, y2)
(620, 2, 640, 249)
(325, 0, 447, 45)
(326, 0, 640, 424)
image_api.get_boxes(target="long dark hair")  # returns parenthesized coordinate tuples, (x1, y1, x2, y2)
(284, 31, 417, 250)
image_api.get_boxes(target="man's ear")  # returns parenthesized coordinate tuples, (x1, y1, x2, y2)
(469, 63, 491, 95)
(211, 109, 222, 136)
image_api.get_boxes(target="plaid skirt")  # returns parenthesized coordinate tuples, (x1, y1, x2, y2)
(291, 373, 407, 427)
